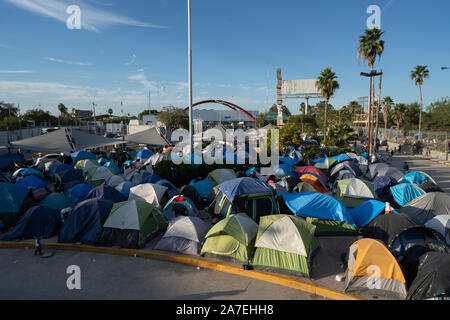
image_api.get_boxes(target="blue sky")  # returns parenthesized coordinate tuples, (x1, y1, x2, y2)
(0, 0, 449, 117)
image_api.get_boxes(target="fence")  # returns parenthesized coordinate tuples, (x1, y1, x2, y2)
(353, 126, 450, 153)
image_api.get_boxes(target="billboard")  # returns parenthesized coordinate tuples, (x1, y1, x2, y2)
(281, 79, 321, 95)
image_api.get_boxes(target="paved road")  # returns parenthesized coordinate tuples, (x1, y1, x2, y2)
(0, 248, 326, 300)
(382, 150, 450, 192)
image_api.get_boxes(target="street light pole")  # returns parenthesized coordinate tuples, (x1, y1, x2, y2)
(188, 0, 194, 162)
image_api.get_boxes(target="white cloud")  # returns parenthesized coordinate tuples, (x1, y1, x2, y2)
(46, 57, 92, 66)
(0, 70, 33, 73)
(125, 53, 137, 66)
(5, 0, 167, 33)
(0, 43, 12, 49)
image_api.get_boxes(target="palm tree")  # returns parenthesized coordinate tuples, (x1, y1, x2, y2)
(391, 104, 407, 136)
(358, 28, 384, 156)
(107, 108, 113, 116)
(410, 65, 430, 139)
(58, 103, 68, 117)
(382, 96, 394, 135)
(316, 68, 340, 144)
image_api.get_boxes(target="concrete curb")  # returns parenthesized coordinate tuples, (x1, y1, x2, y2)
(0, 241, 363, 301)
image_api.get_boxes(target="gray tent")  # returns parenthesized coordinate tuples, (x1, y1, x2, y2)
(401, 192, 450, 225)
(154, 216, 211, 255)
(11, 128, 124, 153)
(125, 127, 170, 146)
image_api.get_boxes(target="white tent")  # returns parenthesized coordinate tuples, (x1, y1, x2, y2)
(128, 183, 168, 208)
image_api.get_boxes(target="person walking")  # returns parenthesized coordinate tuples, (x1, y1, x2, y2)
(34, 234, 43, 256)
(403, 161, 409, 174)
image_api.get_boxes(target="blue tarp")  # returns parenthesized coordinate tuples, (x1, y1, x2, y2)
(390, 183, 425, 207)
(218, 177, 274, 202)
(0, 154, 24, 169)
(373, 176, 398, 197)
(66, 184, 94, 203)
(16, 176, 47, 189)
(280, 192, 356, 227)
(86, 185, 127, 203)
(350, 200, 398, 228)
(189, 179, 214, 199)
(104, 161, 120, 175)
(58, 199, 114, 245)
(115, 181, 136, 198)
(401, 171, 429, 185)
(71, 151, 96, 165)
(0, 206, 61, 241)
(331, 154, 352, 163)
(136, 149, 153, 159)
(0, 183, 29, 213)
(21, 168, 44, 179)
(279, 157, 299, 166)
(41, 193, 74, 211)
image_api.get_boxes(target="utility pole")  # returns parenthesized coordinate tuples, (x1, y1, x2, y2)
(188, 0, 194, 162)
(374, 69, 383, 153)
(92, 102, 97, 135)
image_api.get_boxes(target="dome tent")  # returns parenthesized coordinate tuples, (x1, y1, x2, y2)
(84, 166, 114, 187)
(201, 213, 258, 264)
(75, 159, 98, 173)
(115, 181, 136, 198)
(155, 216, 210, 256)
(400, 192, 450, 225)
(344, 238, 407, 299)
(0, 183, 32, 229)
(86, 185, 127, 204)
(1, 205, 61, 241)
(207, 177, 277, 223)
(401, 171, 437, 185)
(336, 178, 376, 208)
(40, 193, 74, 211)
(58, 199, 114, 245)
(251, 215, 319, 277)
(162, 195, 200, 222)
(206, 168, 237, 186)
(100, 200, 167, 249)
(128, 183, 170, 209)
(65, 184, 94, 204)
(390, 183, 425, 207)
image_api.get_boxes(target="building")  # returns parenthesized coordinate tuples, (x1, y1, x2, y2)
(71, 109, 93, 119)
(192, 109, 259, 126)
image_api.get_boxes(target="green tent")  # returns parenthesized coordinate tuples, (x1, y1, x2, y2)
(207, 168, 237, 186)
(292, 182, 317, 193)
(75, 159, 98, 173)
(305, 217, 357, 236)
(201, 213, 258, 264)
(336, 178, 376, 208)
(100, 200, 167, 248)
(84, 166, 114, 187)
(251, 215, 319, 277)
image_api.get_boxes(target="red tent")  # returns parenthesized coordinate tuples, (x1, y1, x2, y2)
(294, 166, 328, 183)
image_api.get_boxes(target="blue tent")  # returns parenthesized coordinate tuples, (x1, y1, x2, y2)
(245, 167, 258, 176)
(86, 185, 127, 203)
(219, 177, 274, 203)
(331, 154, 352, 163)
(280, 192, 356, 227)
(41, 193, 74, 211)
(373, 176, 398, 197)
(0, 154, 24, 169)
(55, 169, 84, 191)
(47, 163, 73, 178)
(21, 168, 44, 179)
(58, 199, 114, 245)
(115, 181, 136, 198)
(274, 164, 295, 178)
(66, 184, 94, 203)
(97, 157, 109, 166)
(0, 183, 30, 228)
(142, 174, 162, 184)
(0, 170, 10, 183)
(16, 176, 47, 189)
(136, 149, 153, 159)
(156, 179, 179, 197)
(360, 152, 368, 159)
(350, 200, 398, 228)
(189, 178, 214, 199)
(128, 150, 138, 159)
(0, 206, 61, 241)
(311, 156, 327, 163)
(104, 161, 120, 175)
(121, 160, 134, 171)
(162, 195, 200, 221)
(71, 151, 96, 165)
(401, 171, 431, 185)
(279, 156, 299, 166)
(390, 183, 425, 207)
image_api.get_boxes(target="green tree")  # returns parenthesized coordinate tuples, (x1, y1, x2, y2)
(425, 97, 450, 131)
(138, 109, 159, 120)
(269, 104, 292, 118)
(58, 103, 68, 117)
(279, 123, 303, 149)
(0, 101, 19, 119)
(405, 102, 421, 130)
(22, 109, 57, 126)
(157, 106, 189, 131)
(410, 65, 430, 137)
(316, 68, 340, 143)
(327, 123, 357, 147)
(381, 96, 394, 134)
(0, 116, 20, 131)
(287, 115, 318, 137)
(391, 104, 407, 134)
(107, 108, 113, 116)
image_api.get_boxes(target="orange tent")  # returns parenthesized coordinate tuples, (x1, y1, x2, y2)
(299, 173, 328, 193)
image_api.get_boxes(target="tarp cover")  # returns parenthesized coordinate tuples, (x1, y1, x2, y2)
(125, 127, 170, 146)
(280, 192, 356, 227)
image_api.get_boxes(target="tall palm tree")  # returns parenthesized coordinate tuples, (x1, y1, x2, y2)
(382, 96, 394, 134)
(358, 28, 384, 156)
(391, 104, 407, 136)
(410, 65, 430, 138)
(316, 68, 339, 144)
